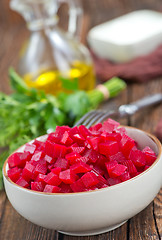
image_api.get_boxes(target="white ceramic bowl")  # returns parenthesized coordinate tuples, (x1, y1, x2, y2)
(88, 10, 162, 63)
(3, 127, 162, 236)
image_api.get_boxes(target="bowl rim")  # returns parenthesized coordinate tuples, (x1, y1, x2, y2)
(3, 126, 162, 196)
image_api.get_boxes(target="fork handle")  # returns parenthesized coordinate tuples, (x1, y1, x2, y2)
(118, 93, 162, 117)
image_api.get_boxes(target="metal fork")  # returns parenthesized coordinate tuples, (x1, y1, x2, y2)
(74, 93, 162, 128)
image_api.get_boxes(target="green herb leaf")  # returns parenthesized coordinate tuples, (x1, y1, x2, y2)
(59, 76, 79, 90)
(61, 91, 91, 120)
(9, 67, 31, 94)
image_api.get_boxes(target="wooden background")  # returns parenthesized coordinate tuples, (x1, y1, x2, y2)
(0, 0, 162, 239)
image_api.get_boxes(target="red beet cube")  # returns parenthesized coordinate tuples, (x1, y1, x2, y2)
(69, 126, 79, 136)
(31, 181, 44, 192)
(53, 144, 67, 158)
(7, 167, 21, 183)
(109, 151, 126, 163)
(110, 164, 127, 178)
(129, 149, 146, 168)
(142, 146, 157, 165)
(43, 185, 61, 193)
(65, 152, 82, 165)
(44, 154, 54, 164)
(16, 177, 29, 188)
(95, 155, 108, 170)
(107, 178, 121, 186)
(105, 161, 118, 177)
(96, 174, 108, 185)
(70, 146, 85, 154)
(101, 132, 121, 143)
(70, 179, 86, 192)
(99, 141, 119, 157)
(67, 143, 77, 153)
(54, 158, 69, 170)
(120, 134, 135, 157)
(44, 172, 61, 186)
(87, 136, 100, 151)
(70, 162, 91, 174)
(36, 173, 46, 183)
(95, 182, 108, 189)
(72, 133, 85, 144)
(8, 152, 31, 168)
(81, 172, 99, 188)
(83, 149, 100, 163)
(101, 118, 120, 132)
(31, 151, 45, 162)
(22, 162, 35, 181)
(84, 140, 91, 149)
(44, 140, 55, 157)
(121, 160, 137, 177)
(68, 142, 78, 148)
(77, 156, 89, 164)
(51, 167, 61, 175)
(24, 143, 36, 154)
(30, 158, 46, 167)
(47, 132, 61, 143)
(120, 172, 131, 182)
(89, 123, 102, 132)
(92, 165, 105, 176)
(55, 125, 70, 135)
(78, 125, 91, 138)
(60, 131, 73, 146)
(91, 169, 108, 184)
(59, 169, 77, 184)
(45, 141, 67, 158)
(90, 130, 101, 137)
(19, 152, 32, 167)
(33, 140, 45, 151)
(114, 127, 127, 135)
(34, 163, 47, 176)
(59, 182, 72, 193)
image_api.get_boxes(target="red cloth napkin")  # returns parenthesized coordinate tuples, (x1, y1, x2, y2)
(91, 44, 162, 83)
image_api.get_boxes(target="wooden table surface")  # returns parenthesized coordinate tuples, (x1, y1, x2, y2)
(0, 0, 162, 239)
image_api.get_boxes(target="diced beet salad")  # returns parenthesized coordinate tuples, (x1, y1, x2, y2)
(7, 119, 157, 193)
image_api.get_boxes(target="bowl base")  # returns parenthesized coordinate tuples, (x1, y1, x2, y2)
(58, 220, 127, 236)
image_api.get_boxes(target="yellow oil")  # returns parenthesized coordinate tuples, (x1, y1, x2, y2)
(24, 61, 96, 95)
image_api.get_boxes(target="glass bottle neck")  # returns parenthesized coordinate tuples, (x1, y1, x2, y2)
(10, 0, 59, 31)
(27, 15, 58, 31)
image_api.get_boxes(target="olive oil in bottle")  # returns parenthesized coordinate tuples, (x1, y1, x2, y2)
(24, 61, 95, 95)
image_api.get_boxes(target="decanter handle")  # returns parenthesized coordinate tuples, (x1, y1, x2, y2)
(58, 0, 83, 39)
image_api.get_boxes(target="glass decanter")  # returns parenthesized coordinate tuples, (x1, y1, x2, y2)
(10, 0, 96, 95)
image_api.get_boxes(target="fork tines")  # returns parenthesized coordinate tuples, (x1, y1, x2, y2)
(74, 110, 113, 128)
